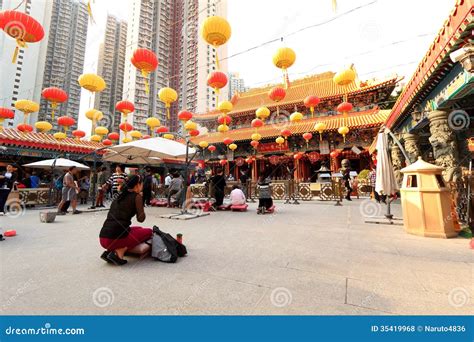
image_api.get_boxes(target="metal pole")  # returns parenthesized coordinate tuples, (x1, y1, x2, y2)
(181, 137, 190, 214)
(466, 159, 472, 231)
(89, 151, 98, 209)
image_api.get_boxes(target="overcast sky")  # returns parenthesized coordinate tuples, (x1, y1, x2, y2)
(78, 0, 456, 131)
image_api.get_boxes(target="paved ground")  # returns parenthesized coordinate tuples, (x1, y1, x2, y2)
(0, 198, 472, 315)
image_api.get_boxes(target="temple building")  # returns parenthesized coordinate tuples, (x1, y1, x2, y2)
(383, 0, 473, 226)
(191, 69, 399, 181)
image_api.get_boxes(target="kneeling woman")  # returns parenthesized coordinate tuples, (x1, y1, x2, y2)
(99, 175, 152, 265)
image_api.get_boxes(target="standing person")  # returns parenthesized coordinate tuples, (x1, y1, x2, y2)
(99, 175, 152, 266)
(164, 173, 172, 188)
(95, 166, 108, 208)
(22, 172, 32, 188)
(257, 174, 273, 214)
(79, 175, 90, 205)
(30, 171, 40, 188)
(143, 168, 153, 206)
(369, 168, 386, 203)
(211, 168, 226, 207)
(239, 170, 249, 200)
(0, 164, 17, 215)
(342, 168, 352, 201)
(105, 165, 128, 198)
(167, 173, 183, 207)
(230, 185, 246, 205)
(57, 166, 81, 215)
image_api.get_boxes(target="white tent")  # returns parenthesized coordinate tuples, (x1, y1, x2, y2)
(102, 137, 195, 164)
(23, 158, 90, 170)
(375, 132, 399, 196)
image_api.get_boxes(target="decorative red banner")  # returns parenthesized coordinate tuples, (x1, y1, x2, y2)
(257, 140, 289, 153)
(235, 157, 245, 166)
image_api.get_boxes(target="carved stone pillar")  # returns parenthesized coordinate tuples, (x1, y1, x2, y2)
(427, 110, 461, 182)
(403, 133, 421, 163)
(390, 143, 404, 186)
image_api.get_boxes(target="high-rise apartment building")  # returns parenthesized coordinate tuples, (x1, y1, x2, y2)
(123, 0, 228, 136)
(228, 72, 248, 99)
(38, 0, 89, 131)
(94, 15, 128, 133)
(0, 0, 53, 127)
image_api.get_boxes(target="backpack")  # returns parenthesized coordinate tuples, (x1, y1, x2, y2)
(151, 226, 187, 263)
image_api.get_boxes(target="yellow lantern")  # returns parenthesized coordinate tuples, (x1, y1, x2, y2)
(184, 120, 197, 131)
(217, 101, 233, 115)
(158, 87, 178, 119)
(251, 133, 262, 141)
(333, 65, 356, 86)
(217, 124, 229, 133)
(35, 121, 52, 133)
(290, 111, 303, 123)
(78, 73, 106, 92)
(14, 99, 39, 124)
(95, 126, 109, 136)
(54, 132, 67, 140)
(338, 126, 350, 143)
(85, 109, 103, 135)
(256, 106, 270, 121)
(228, 143, 237, 151)
(272, 47, 296, 88)
(163, 133, 174, 140)
(146, 117, 160, 131)
(275, 136, 285, 145)
(201, 16, 231, 69)
(314, 122, 326, 141)
(122, 137, 132, 143)
(199, 141, 209, 149)
(130, 130, 142, 140)
(90, 134, 102, 142)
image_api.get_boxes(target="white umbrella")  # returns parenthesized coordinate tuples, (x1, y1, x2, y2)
(101, 151, 163, 165)
(375, 132, 399, 196)
(23, 158, 90, 170)
(102, 137, 195, 164)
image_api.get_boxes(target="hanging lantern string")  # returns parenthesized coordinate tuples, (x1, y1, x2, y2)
(213, 44, 220, 70)
(141, 70, 150, 94)
(12, 39, 27, 64)
(87, 0, 95, 24)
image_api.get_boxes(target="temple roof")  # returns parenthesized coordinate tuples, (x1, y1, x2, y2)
(192, 109, 389, 144)
(196, 72, 399, 120)
(0, 128, 106, 154)
(386, 0, 473, 129)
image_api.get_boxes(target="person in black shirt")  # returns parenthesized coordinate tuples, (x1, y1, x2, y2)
(0, 164, 18, 215)
(99, 175, 152, 266)
(239, 170, 249, 200)
(211, 168, 226, 207)
(142, 168, 153, 206)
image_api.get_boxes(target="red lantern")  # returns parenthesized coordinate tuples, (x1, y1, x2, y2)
(57, 116, 75, 131)
(303, 132, 313, 147)
(280, 128, 291, 138)
(178, 110, 193, 122)
(189, 129, 200, 137)
(41, 87, 68, 120)
(142, 134, 151, 139)
(17, 123, 33, 133)
(0, 107, 14, 128)
(131, 48, 158, 94)
(72, 130, 86, 139)
(337, 102, 353, 114)
(304, 95, 320, 118)
(217, 115, 232, 125)
(251, 119, 264, 129)
(245, 157, 254, 164)
(115, 100, 135, 115)
(223, 137, 233, 146)
(268, 87, 286, 102)
(108, 132, 120, 141)
(0, 10, 45, 63)
(102, 139, 113, 146)
(208, 145, 216, 152)
(219, 159, 227, 166)
(155, 126, 169, 134)
(207, 71, 228, 92)
(250, 140, 259, 149)
(330, 150, 340, 159)
(119, 122, 133, 132)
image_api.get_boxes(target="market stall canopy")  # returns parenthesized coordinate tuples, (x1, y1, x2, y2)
(23, 158, 90, 170)
(102, 137, 195, 164)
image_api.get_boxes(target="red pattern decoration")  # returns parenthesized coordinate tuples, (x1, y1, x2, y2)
(307, 151, 321, 163)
